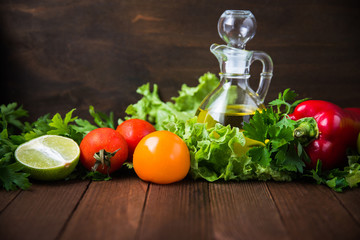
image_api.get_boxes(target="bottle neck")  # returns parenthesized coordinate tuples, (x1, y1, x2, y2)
(220, 73, 250, 79)
(220, 72, 250, 82)
(220, 73, 251, 90)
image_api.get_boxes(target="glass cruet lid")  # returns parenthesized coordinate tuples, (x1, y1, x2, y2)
(217, 10, 257, 49)
(211, 10, 258, 75)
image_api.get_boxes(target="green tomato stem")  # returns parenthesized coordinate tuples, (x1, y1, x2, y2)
(92, 148, 120, 175)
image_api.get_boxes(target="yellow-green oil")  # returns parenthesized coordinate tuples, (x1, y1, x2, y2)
(196, 104, 266, 157)
(196, 104, 264, 129)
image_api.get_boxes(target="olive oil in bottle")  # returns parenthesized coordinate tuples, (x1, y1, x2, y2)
(197, 104, 264, 129)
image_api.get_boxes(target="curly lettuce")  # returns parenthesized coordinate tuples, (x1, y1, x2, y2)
(165, 117, 293, 182)
(123, 72, 219, 129)
(124, 77, 360, 191)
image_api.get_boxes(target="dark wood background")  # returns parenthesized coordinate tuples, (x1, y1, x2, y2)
(1, 2, 360, 240)
(1, 0, 360, 120)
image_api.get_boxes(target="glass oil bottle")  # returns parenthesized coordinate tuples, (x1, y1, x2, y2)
(196, 10, 273, 128)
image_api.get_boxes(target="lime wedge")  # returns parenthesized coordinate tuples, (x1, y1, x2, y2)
(15, 135, 80, 181)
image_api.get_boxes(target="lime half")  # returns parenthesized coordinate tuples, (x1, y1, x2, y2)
(15, 135, 80, 181)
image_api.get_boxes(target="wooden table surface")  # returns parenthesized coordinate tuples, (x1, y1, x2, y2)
(1, 1, 360, 240)
(1, 174, 360, 240)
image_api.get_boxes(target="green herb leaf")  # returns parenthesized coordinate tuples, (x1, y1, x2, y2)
(47, 109, 77, 136)
(89, 105, 115, 129)
(0, 103, 28, 134)
(72, 119, 97, 134)
(0, 161, 31, 191)
(244, 89, 309, 177)
(268, 88, 309, 115)
(248, 147, 271, 166)
(243, 108, 277, 142)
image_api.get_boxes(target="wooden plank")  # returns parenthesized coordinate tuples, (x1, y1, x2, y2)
(267, 181, 360, 240)
(136, 180, 212, 240)
(332, 188, 360, 224)
(59, 174, 148, 240)
(209, 181, 289, 240)
(0, 180, 89, 240)
(0, 190, 20, 213)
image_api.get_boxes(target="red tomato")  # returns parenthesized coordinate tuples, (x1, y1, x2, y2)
(133, 130, 190, 184)
(116, 119, 156, 159)
(80, 128, 128, 174)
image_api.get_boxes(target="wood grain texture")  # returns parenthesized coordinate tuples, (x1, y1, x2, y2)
(0, 179, 360, 240)
(332, 188, 360, 225)
(209, 181, 289, 240)
(1, 1, 360, 240)
(136, 180, 212, 240)
(0, 190, 20, 213)
(1, 0, 359, 121)
(59, 175, 148, 240)
(267, 181, 360, 240)
(0, 180, 89, 240)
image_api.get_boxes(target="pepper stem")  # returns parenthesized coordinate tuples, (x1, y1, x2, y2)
(293, 117, 319, 146)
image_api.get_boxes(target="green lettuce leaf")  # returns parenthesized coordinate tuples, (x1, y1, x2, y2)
(307, 156, 360, 192)
(164, 117, 293, 182)
(123, 73, 219, 130)
(171, 72, 220, 113)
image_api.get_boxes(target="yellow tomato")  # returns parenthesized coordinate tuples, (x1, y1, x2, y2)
(133, 130, 190, 184)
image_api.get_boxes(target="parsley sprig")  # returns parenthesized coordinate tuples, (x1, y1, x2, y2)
(243, 102, 310, 175)
(0, 103, 115, 190)
(1, 86, 359, 192)
(243, 89, 360, 191)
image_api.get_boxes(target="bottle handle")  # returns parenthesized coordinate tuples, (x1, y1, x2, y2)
(251, 51, 273, 103)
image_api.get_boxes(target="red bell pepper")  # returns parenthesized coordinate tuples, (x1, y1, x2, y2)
(288, 100, 360, 170)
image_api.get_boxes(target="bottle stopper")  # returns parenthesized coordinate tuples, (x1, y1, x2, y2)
(217, 10, 257, 49)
